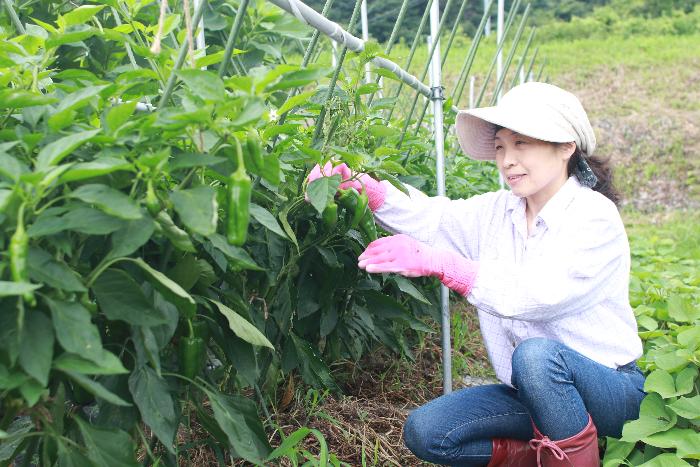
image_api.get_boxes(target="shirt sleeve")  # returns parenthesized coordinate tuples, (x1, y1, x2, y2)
(467, 209, 629, 322)
(372, 181, 498, 260)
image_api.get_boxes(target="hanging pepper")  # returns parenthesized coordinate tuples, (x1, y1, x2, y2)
(246, 128, 264, 172)
(10, 204, 35, 306)
(322, 201, 338, 230)
(359, 209, 378, 243)
(226, 137, 251, 246)
(145, 180, 161, 217)
(352, 190, 369, 229)
(179, 319, 206, 380)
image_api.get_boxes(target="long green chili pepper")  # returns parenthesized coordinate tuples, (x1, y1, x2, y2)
(322, 202, 338, 230)
(145, 180, 161, 217)
(246, 128, 264, 172)
(352, 191, 369, 229)
(359, 209, 378, 242)
(10, 204, 35, 306)
(155, 211, 196, 252)
(226, 137, 251, 246)
(179, 319, 206, 380)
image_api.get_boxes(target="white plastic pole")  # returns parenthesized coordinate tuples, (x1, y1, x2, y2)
(361, 0, 371, 83)
(496, 0, 504, 100)
(484, 0, 491, 36)
(428, 0, 451, 396)
(520, 64, 524, 84)
(194, 0, 207, 69)
(497, 0, 504, 188)
(469, 75, 475, 109)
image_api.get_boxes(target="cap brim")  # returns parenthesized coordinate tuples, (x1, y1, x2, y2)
(455, 106, 576, 161)
(455, 108, 504, 161)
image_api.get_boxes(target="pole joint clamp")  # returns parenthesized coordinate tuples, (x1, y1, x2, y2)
(430, 85, 445, 101)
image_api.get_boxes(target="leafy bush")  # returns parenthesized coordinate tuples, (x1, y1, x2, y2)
(603, 214, 700, 465)
(0, 0, 504, 463)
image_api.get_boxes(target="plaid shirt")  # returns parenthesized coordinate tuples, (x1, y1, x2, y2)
(373, 176, 643, 386)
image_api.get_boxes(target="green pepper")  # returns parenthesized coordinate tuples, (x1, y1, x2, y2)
(191, 319, 209, 342)
(337, 188, 358, 215)
(246, 128, 264, 172)
(322, 202, 338, 230)
(359, 209, 378, 242)
(10, 204, 35, 306)
(155, 211, 196, 252)
(179, 319, 206, 380)
(352, 191, 369, 229)
(145, 180, 161, 217)
(226, 137, 252, 246)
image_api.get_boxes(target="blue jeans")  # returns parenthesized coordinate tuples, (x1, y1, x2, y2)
(403, 338, 646, 466)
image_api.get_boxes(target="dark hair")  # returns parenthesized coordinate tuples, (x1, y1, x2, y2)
(565, 147, 620, 206)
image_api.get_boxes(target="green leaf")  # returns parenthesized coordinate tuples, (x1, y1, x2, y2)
(675, 366, 698, 396)
(93, 269, 168, 326)
(210, 300, 274, 349)
(128, 366, 177, 454)
(0, 418, 33, 461)
(278, 90, 316, 115)
(307, 175, 341, 215)
(655, 350, 690, 373)
(637, 453, 692, 467)
(170, 186, 218, 236)
(250, 203, 288, 240)
(290, 333, 340, 393)
(677, 326, 700, 349)
(54, 353, 128, 375)
(0, 89, 58, 108)
(19, 379, 45, 406)
(363, 291, 432, 332)
(60, 157, 131, 183)
(207, 233, 264, 271)
(621, 393, 677, 443)
(28, 247, 86, 292)
(266, 428, 312, 460)
(602, 437, 636, 467)
(69, 184, 142, 220)
(36, 129, 100, 169)
(643, 428, 700, 459)
(106, 101, 138, 134)
(393, 276, 431, 304)
(668, 395, 700, 420)
(62, 371, 132, 406)
(107, 217, 155, 260)
(19, 312, 54, 386)
(176, 69, 226, 101)
(48, 299, 105, 360)
(59, 5, 106, 28)
(644, 369, 678, 398)
(28, 207, 125, 237)
(667, 294, 699, 323)
(203, 389, 271, 462)
(229, 97, 267, 126)
(169, 152, 226, 171)
(0, 281, 41, 297)
(74, 417, 139, 466)
(127, 258, 196, 319)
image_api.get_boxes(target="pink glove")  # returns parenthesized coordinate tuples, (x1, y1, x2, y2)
(357, 234, 479, 296)
(305, 162, 387, 211)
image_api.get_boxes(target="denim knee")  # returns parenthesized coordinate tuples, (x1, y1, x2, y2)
(511, 338, 563, 389)
(403, 408, 443, 460)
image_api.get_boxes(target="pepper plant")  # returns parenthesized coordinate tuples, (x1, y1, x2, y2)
(0, 0, 495, 464)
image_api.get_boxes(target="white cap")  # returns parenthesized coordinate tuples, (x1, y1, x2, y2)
(455, 82, 596, 161)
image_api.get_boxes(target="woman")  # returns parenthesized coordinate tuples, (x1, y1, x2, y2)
(306, 82, 645, 466)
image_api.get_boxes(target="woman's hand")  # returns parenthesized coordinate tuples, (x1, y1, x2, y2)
(358, 234, 479, 296)
(304, 162, 386, 211)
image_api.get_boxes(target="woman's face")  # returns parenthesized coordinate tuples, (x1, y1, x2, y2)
(494, 128, 574, 203)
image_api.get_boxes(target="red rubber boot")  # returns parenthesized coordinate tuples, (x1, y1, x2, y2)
(528, 414, 600, 467)
(487, 438, 538, 466)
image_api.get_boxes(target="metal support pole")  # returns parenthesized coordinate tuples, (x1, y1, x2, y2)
(496, 0, 504, 101)
(360, 0, 370, 83)
(428, 1, 451, 396)
(194, 0, 206, 69)
(484, 0, 491, 36)
(469, 75, 475, 108)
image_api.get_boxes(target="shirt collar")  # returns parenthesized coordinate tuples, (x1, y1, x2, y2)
(505, 175, 583, 229)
